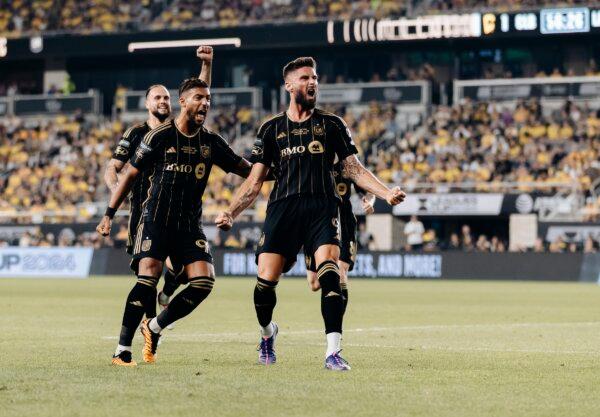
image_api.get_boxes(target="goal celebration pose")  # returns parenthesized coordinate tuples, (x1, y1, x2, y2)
(216, 57, 405, 371)
(102, 46, 214, 366)
(98, 76, 252, 366)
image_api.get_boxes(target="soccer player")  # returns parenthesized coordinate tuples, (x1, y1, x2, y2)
(215, 57, 405, 371)
(305, 163, 376, 314)
(103, 47, 214, 365)
(98, 77, 251, 367)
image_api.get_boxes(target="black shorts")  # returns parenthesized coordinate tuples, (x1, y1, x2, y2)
(130, 221, 213, 272)
(257, 195, 340, 273)
(306, 205, 357, 272)
(126, 202, 143, 255)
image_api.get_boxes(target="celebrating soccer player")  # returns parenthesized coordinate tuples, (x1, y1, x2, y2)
(102, 46, 214, 366)
(215, 57, 405, 371)
(99, 82, 252, 370)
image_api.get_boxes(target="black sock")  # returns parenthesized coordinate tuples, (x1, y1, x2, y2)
(118, 275, 158, 346)
(156, 276, 214, 329)
(162, 267, 183, 297)
(340, 282, 349, 315)
(317, 261, 344, 334)
(254, 277, 278, 327)
(144, 286, 157, 318)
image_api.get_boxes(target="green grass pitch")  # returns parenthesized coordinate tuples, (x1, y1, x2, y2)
(2, 276, 600, 417)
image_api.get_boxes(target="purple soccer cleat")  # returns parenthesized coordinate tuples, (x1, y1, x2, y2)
(324, 350, 351, 371)
(257, 322, 278, 365)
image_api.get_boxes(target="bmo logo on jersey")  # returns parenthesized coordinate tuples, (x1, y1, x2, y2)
(280, 140, 324, 158)
(165, 162, 206, 179)
(166, 163, 194, 173)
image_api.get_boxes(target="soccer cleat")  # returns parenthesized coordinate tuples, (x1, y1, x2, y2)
(324, 350, 351, 371)
(140, 319, 161, 364)
(257, 322, 278, 365)
(111, 350, 137, 367)
(157, 291, 174, 330)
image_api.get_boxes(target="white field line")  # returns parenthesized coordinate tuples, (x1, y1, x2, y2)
(102, 321, 600, 356)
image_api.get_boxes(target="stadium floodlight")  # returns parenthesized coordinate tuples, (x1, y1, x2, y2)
(127, 37, 241, 52)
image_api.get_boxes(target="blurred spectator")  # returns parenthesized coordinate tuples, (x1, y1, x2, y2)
(404, 215, 424, 251)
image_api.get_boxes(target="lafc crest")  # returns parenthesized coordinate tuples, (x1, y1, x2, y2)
(313, 125, 324, 136)
(200, 145, 211, 158)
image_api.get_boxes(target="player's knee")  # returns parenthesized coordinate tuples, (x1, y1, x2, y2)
(314, 245, 340, 266)
(139, 258, 163, 277)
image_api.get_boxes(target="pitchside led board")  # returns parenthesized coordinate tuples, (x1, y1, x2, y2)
(0, 248, 93, 279)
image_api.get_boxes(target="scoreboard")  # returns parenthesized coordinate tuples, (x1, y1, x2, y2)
(482, 7, 600, 37)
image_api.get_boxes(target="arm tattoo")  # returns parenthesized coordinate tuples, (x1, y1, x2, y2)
(341, 156, 363, 180)
(229, 181, 260, 218)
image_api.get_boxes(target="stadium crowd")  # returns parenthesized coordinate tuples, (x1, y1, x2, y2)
(3, 0, 597, 38)
(1, 98, 599, 221)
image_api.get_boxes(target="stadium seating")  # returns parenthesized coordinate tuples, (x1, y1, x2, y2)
(1, 96, 598, 251)
(5, 1, 596, 38)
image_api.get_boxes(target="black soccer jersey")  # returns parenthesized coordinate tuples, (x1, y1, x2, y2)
(130, 120, 242, 229)
(250, 108, 358, 205)
(111, 122, 151, 211)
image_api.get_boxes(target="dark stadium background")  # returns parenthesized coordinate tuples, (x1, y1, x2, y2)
(0, 2, 598, 280)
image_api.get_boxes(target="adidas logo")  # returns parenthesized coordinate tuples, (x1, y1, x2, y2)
(277, 131, 287, 139)
(129, 301, 143, 307)
(166, 147, 177, 153)
(325, 291, 340, 297)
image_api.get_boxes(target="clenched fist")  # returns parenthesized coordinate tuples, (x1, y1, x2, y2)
(196, 45, 213, 63)
(96, 216, 112, 236)
(385, 186, 406, 206)
(215, 211, 233, 231)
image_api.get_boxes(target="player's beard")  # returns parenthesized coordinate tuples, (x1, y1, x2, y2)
(152, 109, 170, 122)
(188, 108, 205, 128)
(295, 91, 316, 110)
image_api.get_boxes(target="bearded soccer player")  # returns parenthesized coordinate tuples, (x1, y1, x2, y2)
(215, 57, 405, 371)
(103, 47, 214, 364)
(98, 77, 251, 367)
(306, 163, 376, 311)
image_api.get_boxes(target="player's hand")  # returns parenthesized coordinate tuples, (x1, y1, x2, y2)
(362, 196, 375, 214)
(215, 211, 233, 231)
(197, 45, 213, 63)
(96, 216, 112, 237)
(386, 186, 406, 206)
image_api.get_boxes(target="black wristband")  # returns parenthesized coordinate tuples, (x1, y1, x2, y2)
(105, 207, 117, 219)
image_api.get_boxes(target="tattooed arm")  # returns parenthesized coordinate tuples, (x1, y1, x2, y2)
(104, 158, 125, 193)
(342, 154, 405, 205)
(215, 163, 270, 230)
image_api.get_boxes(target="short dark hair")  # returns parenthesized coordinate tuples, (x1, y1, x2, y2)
(282, 57, 316, 80)
(178, 77, 209, 97)
(145, 84, 167, 98)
